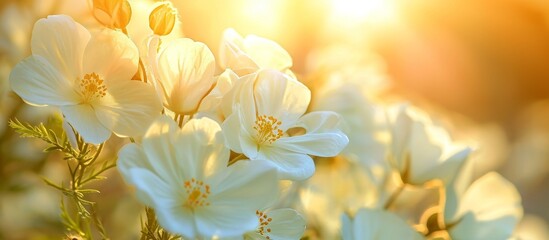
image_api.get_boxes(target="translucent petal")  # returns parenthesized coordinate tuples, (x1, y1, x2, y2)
(95, 79, 162, 138)
(60, 104, 110, 144)
(343, 208, 423, 240)
(196, 160, 278, 238)
(243, 34, 292, 71)
(83, 29, 139, 81)
(9, 55, 79, 106)
(156, 38, 216, 114)
(31, 15, 89, 80)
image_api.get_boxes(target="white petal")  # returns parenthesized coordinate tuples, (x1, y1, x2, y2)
(261, 208, 306, 240)
(83, 28, 139, 81)
(157, 38, 216, 114)
(295, 111, 343, 133)
(236, 78, 259, 133)
(243, 34, 292, 71)
(218, 28, 245, 70)
(179, 117, 230, 179)
(411, 146, 471, 185)
(208, 160, 278, 207)
(225, 106, 260, 159)
(444, 155, 475, 224)
(240, 129, 260, 160)
(123, 168, 179, 208)
(60, 104, 111, 144)
(221, 112, 244, 153)
(138, 116, 229, 183)
(31, 15, 89, 80)
(140, 115, 185, 183)
(155, 206, 197, 239)
(275, 111, 349, 157)
(9, 55, 80, 106)
(449, 172, 523, 240)
(341, 213, 353, 240)
(196, 160, 279, 238)
(219, 28, 259, 74)
(253, 69, 310, 129)
(388, 104, 413, 173)
(94, 79, 162, 138)
(345, 208, 423, 240)
(198, 69, 238, 114)
(117, 143, 150, 178)
(220, 72, 254, 117)
(275, 131, 348, 157)
(259, 147, 315, 181)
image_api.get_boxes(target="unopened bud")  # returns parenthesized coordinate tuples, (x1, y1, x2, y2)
(149, 2, 177, 36)
(93, 0, 132, 30)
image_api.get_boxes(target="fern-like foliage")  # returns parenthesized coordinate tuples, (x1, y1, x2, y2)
(140, 207, 182, 240)
(9, 118, 115, 239)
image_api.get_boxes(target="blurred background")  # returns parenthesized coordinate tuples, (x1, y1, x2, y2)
(1, 0, 548, 239)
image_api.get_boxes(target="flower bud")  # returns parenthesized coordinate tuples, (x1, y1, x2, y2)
(93, 0, 132, 30)
(149, 2, 177, 36)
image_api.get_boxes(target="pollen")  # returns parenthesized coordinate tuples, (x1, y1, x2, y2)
(183, 178, 211, 208)
(256, 210, 273, 238)
(79, 72, 106, 102)
(253, 115, 283, 144)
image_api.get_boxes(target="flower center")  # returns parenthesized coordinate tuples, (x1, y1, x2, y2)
(184, 178, 210, 208)
(256, 210, 273, 239)
(253, 115, 283, 144)
(79, 72, 106, 103)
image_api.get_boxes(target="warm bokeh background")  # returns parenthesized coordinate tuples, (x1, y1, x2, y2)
(1, 0, 548, 238)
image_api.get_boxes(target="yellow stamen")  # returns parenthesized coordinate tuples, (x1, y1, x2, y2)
(79, 72, 106, 103)
(183, 178, 210, 208)
(256, 210, 273, 238)
(253, 115, 283, 144)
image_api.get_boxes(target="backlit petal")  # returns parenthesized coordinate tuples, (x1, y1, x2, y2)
(60, 104, 111, 144)
(243, 34, 292, 71)
(260, 147, 315, 180)
(83, 28, 139, 81)
(94, 79, 161, 138)
(258, 208, 306, 240)
(156, 38, 216, 113)
(449, 172, 523, 240)
(343, 209, 423, 240)
(253, 69, 310, 129)
(196, 160, 278, 238)
(274, 131, 348, 157)
(9, 55, 79, 106)
(31, 15, 89, 80)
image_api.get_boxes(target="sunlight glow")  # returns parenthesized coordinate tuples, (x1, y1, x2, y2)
(330, 0, 398, 25)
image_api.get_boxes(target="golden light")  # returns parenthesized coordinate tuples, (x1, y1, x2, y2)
(0, 0, 548, 239)
(329, 0, 399, 25)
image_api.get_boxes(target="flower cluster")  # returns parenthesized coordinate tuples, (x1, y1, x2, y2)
(6, 1, 526, 239)
(306, 83, 524, 239)
(8, 2, 348, 238)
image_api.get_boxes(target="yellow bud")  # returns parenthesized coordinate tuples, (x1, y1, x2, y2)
(149, 2, 177, 36)
(93, 0, 132, 30)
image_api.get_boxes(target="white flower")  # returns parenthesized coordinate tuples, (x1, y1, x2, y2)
(387, 104, 471, 185)
(219, 28, 293, 76)
(244, 208, 306, 240)
(300, 157, 379, 239)
(221, 69, 349, 180)
(117, 115, 279, 239)
(148, 37, 216, 114)
(197, 69, 239, 123)
(311, 77, 391, 182)
(444, 171, 523, 240)
(341, 208, 424, 240)
(9, 15, 161, 144)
